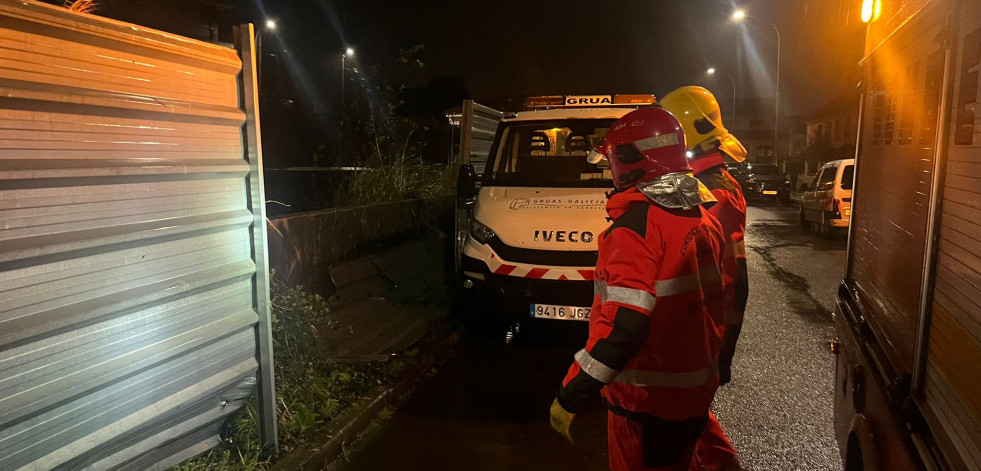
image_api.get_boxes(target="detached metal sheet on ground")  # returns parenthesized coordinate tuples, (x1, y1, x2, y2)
(323, 237, 449, 362)
(0, 1, 272, 470)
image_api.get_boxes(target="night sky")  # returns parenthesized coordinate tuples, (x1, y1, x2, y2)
(244, 0, 866, 116)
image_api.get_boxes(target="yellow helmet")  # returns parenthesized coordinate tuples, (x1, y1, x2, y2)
(659, 86, 747, 162)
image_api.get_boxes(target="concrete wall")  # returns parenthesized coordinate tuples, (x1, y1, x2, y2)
(268, 196, 454, 296)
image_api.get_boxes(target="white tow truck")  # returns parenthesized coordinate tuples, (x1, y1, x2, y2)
(454, 94, 657, 342)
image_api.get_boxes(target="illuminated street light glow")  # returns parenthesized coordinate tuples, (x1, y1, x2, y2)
(861, 0, 883, 23)
(861, 0, 873, 22)
(345, 47, 355, 57)
(265, 19, 277, 30)
(707, 67, 716, 75)
(729, 6, 781, 161)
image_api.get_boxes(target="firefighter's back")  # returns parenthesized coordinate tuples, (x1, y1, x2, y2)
(598, 200, 727, 422)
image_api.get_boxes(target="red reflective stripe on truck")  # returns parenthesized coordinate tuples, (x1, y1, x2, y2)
(525, 268, 549, 279)
(579, 270, 596, 280)
(495, 264, 517, 275)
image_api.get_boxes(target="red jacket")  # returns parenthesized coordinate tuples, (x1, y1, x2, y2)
(696, 162, 749, 385)
(697, 162, 747, 310)
(558, 187, 728, 421)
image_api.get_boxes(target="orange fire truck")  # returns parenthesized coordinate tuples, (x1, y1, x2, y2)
(832, 0, 981, 470)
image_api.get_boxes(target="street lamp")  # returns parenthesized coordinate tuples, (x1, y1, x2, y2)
(340, 47, 355, 108)
(707, 67, 737, 122)
(732, 8, 781, 159)
(256, 19, 277, 91)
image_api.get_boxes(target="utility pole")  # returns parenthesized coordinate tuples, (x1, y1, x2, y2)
(340, 47, 354, 109)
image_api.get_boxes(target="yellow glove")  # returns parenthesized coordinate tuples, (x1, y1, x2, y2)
(549, 398, 576, 446)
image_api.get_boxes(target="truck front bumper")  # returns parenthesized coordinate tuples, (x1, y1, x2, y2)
(460, 254, 594, 325)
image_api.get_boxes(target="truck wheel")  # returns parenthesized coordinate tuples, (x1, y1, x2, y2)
(822, 215, 833, 238)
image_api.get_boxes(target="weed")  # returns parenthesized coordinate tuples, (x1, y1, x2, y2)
(338, 162, 454, 207)
(172, 280, 415, 470)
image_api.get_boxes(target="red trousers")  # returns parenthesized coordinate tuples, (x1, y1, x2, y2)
(607, 410, 739, 471)
(695, 412, 741, 471)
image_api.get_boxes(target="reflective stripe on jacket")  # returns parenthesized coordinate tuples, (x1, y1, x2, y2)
(558, 186, 728, 421)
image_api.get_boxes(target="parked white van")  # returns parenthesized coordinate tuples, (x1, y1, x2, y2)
(799, 158, 854, 236)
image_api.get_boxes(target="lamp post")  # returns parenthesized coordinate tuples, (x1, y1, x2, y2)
(707, 67, 738, 122)
(340, 47, 354, 108)
(732, 9, 781, 160)
(256, 19, 276, 91)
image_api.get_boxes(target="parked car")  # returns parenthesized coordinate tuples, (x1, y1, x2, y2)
(799, 158, 854, 236)
(742, 163, 791, 203)
(723, 162, 749, 188)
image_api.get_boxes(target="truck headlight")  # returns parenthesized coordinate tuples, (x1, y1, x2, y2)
(469, 219, 496, 244)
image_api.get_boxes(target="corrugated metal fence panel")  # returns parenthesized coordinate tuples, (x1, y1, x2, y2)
(0, 2, 271, 470)
(923, 1, 981, 468)
(460, 101, 502, 176)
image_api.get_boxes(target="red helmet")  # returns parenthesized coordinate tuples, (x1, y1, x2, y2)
(591, 107, 691, 189)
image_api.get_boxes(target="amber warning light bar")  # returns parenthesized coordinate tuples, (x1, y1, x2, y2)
(525, 94, 657, 109)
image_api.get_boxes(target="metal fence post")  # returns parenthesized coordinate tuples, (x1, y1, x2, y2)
(234, 23, 278, 453)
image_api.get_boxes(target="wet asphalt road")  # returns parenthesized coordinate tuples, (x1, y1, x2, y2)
(328, 204, 847, 471)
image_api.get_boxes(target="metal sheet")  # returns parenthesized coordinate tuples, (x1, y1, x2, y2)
(458, 100, 503, 176)
(0, 1, 274, 469)
(922, 1, 981, 467)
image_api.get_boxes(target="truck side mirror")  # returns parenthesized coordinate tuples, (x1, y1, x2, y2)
(457, 163, 477, 199)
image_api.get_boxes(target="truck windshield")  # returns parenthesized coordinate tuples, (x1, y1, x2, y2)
(484, 119, 616, 188)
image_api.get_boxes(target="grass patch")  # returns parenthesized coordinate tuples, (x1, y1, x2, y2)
(172, 279, 413, 471)
(336, 161, 455, 207)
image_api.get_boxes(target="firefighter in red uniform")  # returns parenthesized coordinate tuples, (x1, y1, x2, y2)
(661, 86, 749, 471)
(549, 106, 735, 471)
